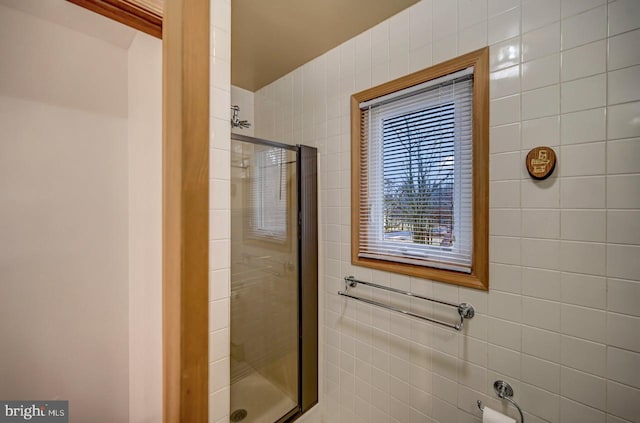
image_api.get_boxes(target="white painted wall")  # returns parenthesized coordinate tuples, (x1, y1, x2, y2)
(128, 31, 162, 423)
(255, 1, 640, 422)
(0, 4, 129, 422)
(0, 3, 162, 422)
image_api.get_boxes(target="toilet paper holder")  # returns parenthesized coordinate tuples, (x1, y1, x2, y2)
(477, 380, 524, 423)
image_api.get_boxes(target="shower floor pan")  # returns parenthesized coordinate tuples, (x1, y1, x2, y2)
(230, 371, 296, 423)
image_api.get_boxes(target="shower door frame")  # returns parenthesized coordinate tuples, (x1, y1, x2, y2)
(231, 134, 318, 422)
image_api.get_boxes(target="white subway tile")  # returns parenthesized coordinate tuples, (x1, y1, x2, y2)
(608, 29, 640, 70)
(209, 268, 229, 301)
(488, 0, 519, 17)
(561, 74, 606, 113)
(608, 279, 640, 317)
(459, 22, 488, 54)
(607, 312, 640, 351)
(490, 65, 521, 99)
(561, 40, 607, 82)
(522, 209, 560, 239)
(490, 208, 521, 236)
(434, 34, 458, 63)
(522, 54, 560, 91)
(433, 0, 458, 38)
(562, 0, 605, 18)
(209, 297, 229, 332)
(488, 344, 521, 378)
(491, 180, 521, 208)
(559, 142, 605, 177)
(489, 37, 521, 71)
(491, 94, 521, 126)
(209, 358, 230, 392)
(561, 6, 607, 50)
(487, 317, 522, 350)
(607, 244, 640, 281)
(488, 291, 522, 322)
(458, 0, 487, 29)
(409, 0, 433, 49)
(561, 108, 606, 145)
(522, 116, 560, 149)
(607, 138, 640, 174)
(607, 102, 640, 140)
(457, 360, 487, 392)
(522, 296, 561, 331)
(608, 0, 640, 36)
(561, 366, 606, 411)
(522, 22, 561, 62)
(522, 269, 560, 303)
(609, 66, 640, 105)
(490, 151, 521, 181)
(562, 304, 606, 343)
(561, 177, 606, 209)
(561, 210, 606, 242)
(522, 85, 560, 120)
(522, 238, 561, 270)
(490, 263, 522, 293)
(607, 381, 640, 422)
(209, 328, 229, 363)
(522, 0, 560, 33)
(518, 382, 560, 422)
(522, 326, 561, 362)
(491, 123, 521, 153)
(608, 347, 640, 390)
(560, 241, 606, 276)
(608, 210, 640, 245)
(487, 7, 520, 44)
(209, 239, 230, 270)
(607, 175, 640, 209)
(560, 397, 606, 423)
(561, 272, 606, 309)
(521, 354, 561, 393)
(521, 178, 560, 208)
(561, 335, 607, 377)
(210, 386, 230, 421)
(409, 44, 433, 73)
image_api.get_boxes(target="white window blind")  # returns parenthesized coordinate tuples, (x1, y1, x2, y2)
(248, 147, 288, 241)
(358, 68, 474, 273)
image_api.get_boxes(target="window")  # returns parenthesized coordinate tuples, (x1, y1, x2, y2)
(351, 48, 489, 289)
(247, 147, 289, 242)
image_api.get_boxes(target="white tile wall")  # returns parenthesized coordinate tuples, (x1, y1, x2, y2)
(209, 0, 231, 422)
(246, 0, 640, 422)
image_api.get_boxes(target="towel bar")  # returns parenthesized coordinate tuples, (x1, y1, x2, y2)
(338, 276, 474, 331)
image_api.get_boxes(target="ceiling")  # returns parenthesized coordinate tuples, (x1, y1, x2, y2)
(232, 0, 420, 92)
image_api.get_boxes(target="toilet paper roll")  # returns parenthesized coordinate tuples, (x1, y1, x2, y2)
(482, 406, 516, 423)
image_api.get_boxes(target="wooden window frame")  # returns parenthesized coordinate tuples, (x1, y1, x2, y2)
(351, 47, 489, 290)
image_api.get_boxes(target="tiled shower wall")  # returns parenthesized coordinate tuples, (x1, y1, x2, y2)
(209, 0, 232, 421)
(254, 0, 640, 422)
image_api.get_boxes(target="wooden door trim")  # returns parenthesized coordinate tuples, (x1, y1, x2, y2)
(67, 0, 162, 38)
(162, 0, 210, 421)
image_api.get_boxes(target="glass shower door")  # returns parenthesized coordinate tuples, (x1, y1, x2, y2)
(230, 138, 298, 423)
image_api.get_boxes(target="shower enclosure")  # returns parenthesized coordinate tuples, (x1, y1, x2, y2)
(230, 134, 317, 423)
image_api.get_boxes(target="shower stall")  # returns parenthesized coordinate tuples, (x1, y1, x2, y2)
(229, 134, 317, 423)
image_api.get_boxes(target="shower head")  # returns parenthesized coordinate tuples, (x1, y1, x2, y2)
(231, 105, 252, 129)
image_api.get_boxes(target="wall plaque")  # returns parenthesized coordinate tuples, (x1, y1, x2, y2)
(526, 146, 556, 180)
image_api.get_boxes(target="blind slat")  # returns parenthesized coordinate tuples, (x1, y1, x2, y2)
(358, 68, 474, 273)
